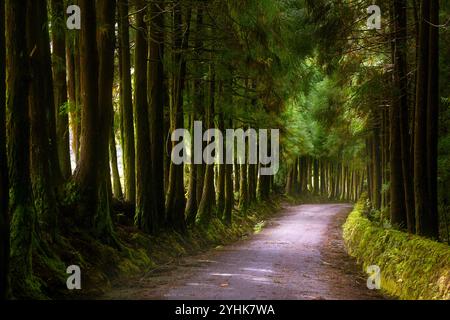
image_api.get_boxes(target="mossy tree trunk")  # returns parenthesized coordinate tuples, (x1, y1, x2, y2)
(6, 0, 35, 297)
(27, 0, 60, 240)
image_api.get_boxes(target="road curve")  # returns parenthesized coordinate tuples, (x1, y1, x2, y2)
(103, 203, 386, 300)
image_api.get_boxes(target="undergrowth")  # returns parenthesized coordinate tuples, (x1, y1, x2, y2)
(343, 196, 450, 300)
(30, 195, 285, 299)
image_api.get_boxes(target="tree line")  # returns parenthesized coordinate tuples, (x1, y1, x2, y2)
(0, 0, 448, 299)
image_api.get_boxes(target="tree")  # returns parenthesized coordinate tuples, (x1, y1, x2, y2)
(74, 0, 114, 241)
(51, 0, 71, 180)
(166, 2, 190, 231)
(27, 0, 60, 239)
(196, 63, 216, 226)
(148, 0, 166, 225)
(134, 0, 157, 234)
(96, 0, 116, 239)
(414, 0, 439, 238)
(118, 0, 136, 205)
(424, 0, 439, 238)
(390, 0, 414, 231)
(185, 6, 204, 225)
(6, 0, 34, 297)
(0, 0, 9, 300)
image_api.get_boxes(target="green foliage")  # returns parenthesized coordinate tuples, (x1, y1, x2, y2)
(343, 197, 450, 300)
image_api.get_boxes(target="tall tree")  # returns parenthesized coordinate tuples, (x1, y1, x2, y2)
(391, 0, 414, 232)
(27, 0, 60, 239)
(166, 2, 191, 231)
(185, 6, 205, 224)
(148, 0, 166, 225)
(6, 0, 35, 297)
(414, 0, 439, 238)
(96, 0, 117, 239)
(118, 0, 136, 205)
(0, 0, 9, 300)
(424, 0, 439, 238)
(196, 64, 216, 226)
(74, 0, 114, 241)
(51, 0, 71, 179)
(134, 0, 157, 234)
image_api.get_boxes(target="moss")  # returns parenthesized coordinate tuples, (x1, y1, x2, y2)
(19, 195, 285, 299)
(343, 196, 450, 300)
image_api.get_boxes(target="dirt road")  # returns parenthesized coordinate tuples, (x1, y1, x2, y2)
(103, 204, 386, 300)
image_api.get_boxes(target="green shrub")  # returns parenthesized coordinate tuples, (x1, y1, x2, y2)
(343, 197, 450, 300)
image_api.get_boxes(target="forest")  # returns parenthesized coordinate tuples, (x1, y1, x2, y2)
(0, 0, 449, 300)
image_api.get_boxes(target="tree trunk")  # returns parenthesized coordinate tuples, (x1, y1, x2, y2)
(6, 0, 34, 297)
(285, 166, 293, 195)
(392, 0, 415, 232)
(371, 133, 381, 211)
(166, 3, 191, 231)
(27, 0, 59, 239)
(110, 123, 123, 200)
(196, 64, 216, 226)
(66, 39, 81, 165)
(239, 162, 249, 210)
(51, 0, 71, 180)
(185, 116, 198, 225)
(223, 158, 234, 225)
(134, 0, 156, 234)
(118, 0, 136, 205)
(313, 159, 319, 194)
(234, 163, 240, 194)
(148, 0, 166, 225)
(217, 113, 226, 215)
(0, 0, 9, 299)
(414, 0, 431, 236)
(423, 0, 439, 238)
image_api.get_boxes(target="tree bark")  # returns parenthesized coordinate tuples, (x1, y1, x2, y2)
(148, 0, 166, 225)
(118, 0, 136, 205)
(6, 0, 34, 297)
(0, 0, 9, 299)
(110, 123, 123, 200)
(392, 0, 415, 232)
(414, 0, 432, 236)
(423, 0, 439, 238)
(134, 0, 157, 234)
(196, 64, 216, 226)
(166, 3, 191, 231)
(51, 0, 71, 180)
(27, 0, 60, 239)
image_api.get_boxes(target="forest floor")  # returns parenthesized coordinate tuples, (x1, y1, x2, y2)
(101, 203, 388, 300)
